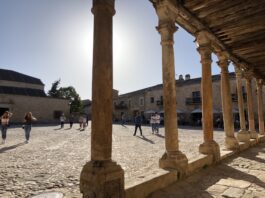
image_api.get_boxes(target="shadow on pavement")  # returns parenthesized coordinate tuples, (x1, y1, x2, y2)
(155, 134, 165, 138)
(149, 144, 265, 197)
(136, 135, 155, 144)
(54, 127, 63, 130)
(0, 142, 25, 153)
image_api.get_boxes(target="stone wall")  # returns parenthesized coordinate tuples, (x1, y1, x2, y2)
(0, 94, 70, 123)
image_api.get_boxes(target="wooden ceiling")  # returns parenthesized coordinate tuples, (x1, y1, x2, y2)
(181, 0, 265, 79)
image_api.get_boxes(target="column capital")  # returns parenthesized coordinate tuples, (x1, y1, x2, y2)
(256, 79, 263, 89)
(155, 0, 177, 45)
(244, 69, 254, 81)
(92, 0, 115, 16)
(197, 45, 212, 64)
(234, 65, 243, 76)
(216, 51, 230, 70)
(156, 22, 178, 45)
(156, 21, 178, 35)
(195, 30, 211, 46)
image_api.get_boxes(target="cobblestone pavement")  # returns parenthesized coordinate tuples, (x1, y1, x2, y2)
(150, 143, 265, 198)
(0, 124, 226, 197)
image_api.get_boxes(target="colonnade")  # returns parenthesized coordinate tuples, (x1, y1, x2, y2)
(80, 0, 265, 197)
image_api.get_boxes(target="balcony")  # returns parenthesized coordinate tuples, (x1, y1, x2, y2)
(186, 97, 201, 105)
(156, 100, 163, 106)
(115, 102, 128, 110)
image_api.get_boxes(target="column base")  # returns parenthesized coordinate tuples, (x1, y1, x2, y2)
(249, 131, 258, 139)
(199, 141, 220, 162)
(225, 136, 239, 150)
(80, 160, 125, 198)
(237, 129, 250, 142)
(159, 151, 188, 175)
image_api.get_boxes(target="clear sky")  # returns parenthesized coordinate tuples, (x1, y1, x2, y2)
(0, 0, 234, 100)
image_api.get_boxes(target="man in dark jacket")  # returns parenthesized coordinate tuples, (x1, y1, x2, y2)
(133, 112, 143, 136)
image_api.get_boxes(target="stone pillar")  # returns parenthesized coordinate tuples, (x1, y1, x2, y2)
(257, 79, 265, 135)
(234, 65, 250, 142)
(80, 1, 125, 197)
(155, 2, 188, 173)
(217, 52, 239, 150)
(196, 31, 220, 161)
(245, 71, 258, 139)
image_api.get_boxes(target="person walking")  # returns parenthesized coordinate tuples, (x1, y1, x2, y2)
(60, 113, 66, 128)
(121, 113, 126, 126)
(133, 112, 143, 136)
(23, 112, 37, 143)
(150, 113, 156, 134)
(154, 112, 160, 134)
(69, 114, 74, 128)
(79, 115, 84, 130)
(81, 116, 87, 131)
(0, 111, 13, 144)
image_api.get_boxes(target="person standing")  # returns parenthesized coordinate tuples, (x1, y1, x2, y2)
(60, 113, 66, 128)
(79, 115, 84, 130)
(82, 116, 87, 131)
(154, 112, 160, 134)
(121, 113, 126, 126)
(133, 112, 143, 136)
(23, 112, 37, 143)
(0, 111, 13, 144)
(69, 114, 74, 128)
(150, 113, 156, 134)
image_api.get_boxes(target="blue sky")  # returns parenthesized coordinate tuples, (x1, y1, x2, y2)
(0, 0, 234, 99)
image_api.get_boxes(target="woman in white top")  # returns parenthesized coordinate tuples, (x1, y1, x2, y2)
(0, 111, 13, 144)
(150, 114, 156, 134)
(154, 112, 161, 134)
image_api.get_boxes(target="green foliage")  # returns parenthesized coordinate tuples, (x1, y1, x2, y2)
(47, 79, 61, 97)
(48, 80, 82, 113)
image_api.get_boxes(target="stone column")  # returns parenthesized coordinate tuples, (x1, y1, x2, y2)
(196, 31, 220, 161)
(155, 2, 188, 173)
(257, 79, 265, 135)
(234, 65, 250, 142)
(217, 52, 239, 150)
(80, 1, 125, 197)
(245, 71, 258, 139)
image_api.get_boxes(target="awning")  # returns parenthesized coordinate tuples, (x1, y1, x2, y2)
(191, 108, 220, 114)
(191, 108, 202, 114)
(159, 109, 185, 114)
(144, 110, 156, 114)
(233, 108, 239, 113)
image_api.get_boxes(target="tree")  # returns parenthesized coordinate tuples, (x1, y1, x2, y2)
(58, 86, 82, 113)
(48, 79, 61, 97)
(48, 80, 82, 113)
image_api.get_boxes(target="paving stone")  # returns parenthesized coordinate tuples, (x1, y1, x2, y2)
(221, 187, 245, 198)
(217, 178, 251, 189)
(206, 184, 228, 194)
(1, 125, 265, 197)
(32, 192, 64, 198)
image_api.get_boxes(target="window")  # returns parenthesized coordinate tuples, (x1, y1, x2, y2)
(150, 97, 154, 103)
(192, 91, 200, 98)
(139, 97, 144, 106)
(128, 100, 131, 108)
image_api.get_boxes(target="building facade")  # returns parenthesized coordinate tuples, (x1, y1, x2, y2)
(0, 69, 70, 123)
(113, 73, 262, 126)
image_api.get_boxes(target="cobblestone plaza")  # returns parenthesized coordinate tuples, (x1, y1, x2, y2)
(0, 125, 225, 197)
